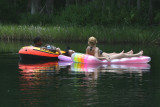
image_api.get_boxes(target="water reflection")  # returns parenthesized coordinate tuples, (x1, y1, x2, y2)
(71, 63, 150, 79)
(19, 61, 60, 107)
(18, 61, 150, 106)
(19, 61, 151, 81)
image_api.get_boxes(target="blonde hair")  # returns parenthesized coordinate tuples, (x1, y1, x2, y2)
(88, 36, 97, 47)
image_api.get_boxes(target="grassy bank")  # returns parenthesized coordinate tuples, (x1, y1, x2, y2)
(0, 25, 160, 44)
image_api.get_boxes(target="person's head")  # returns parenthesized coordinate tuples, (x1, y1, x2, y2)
(88, 36, 97, 47)
(33, 36, 42, 47)
(68, 50, 75, 55)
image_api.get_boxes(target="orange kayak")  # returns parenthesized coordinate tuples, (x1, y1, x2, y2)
(18, 46, 62, 60)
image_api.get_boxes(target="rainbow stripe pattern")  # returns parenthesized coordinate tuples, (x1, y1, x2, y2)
(71, 53, 103, 63)
(71, 53, 151, 64)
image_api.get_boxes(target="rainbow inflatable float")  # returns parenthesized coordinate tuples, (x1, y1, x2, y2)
(58, 53, 151, 64)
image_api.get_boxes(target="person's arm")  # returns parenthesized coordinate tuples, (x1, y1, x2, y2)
(86, 47, 89, 54)
(94, 48, 106, 60)
(56, 48, 62, 55)
(86, 47, 107, 60)
(97, 57, 107, 60)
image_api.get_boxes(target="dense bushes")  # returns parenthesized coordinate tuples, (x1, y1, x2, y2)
(1, 0, 160, 26)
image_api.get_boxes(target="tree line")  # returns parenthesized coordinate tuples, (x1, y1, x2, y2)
(0, 0, 160, 26)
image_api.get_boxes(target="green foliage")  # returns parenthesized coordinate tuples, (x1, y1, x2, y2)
(59, 4, 91, 25)
(154, 12, 160, 24)
(1, 0, 160, 44)
(0, 25, 159, 44)
(0, 0, 160, 26)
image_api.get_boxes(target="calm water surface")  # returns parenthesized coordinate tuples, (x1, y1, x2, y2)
(0, 41, 160, 107)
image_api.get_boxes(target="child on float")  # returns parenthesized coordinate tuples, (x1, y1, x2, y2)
(86, 36, 143, 61)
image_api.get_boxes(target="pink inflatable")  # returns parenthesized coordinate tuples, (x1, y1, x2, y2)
(58, 53, 151, 64)
(58, 55, 72, 62)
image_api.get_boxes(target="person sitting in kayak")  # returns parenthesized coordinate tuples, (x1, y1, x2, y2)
(86, 36, 143, 61)
(33, 36, 74, 56)
(33, 36, 62, 54)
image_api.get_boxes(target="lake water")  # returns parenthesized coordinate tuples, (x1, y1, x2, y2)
(0, 41, 159, 107)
